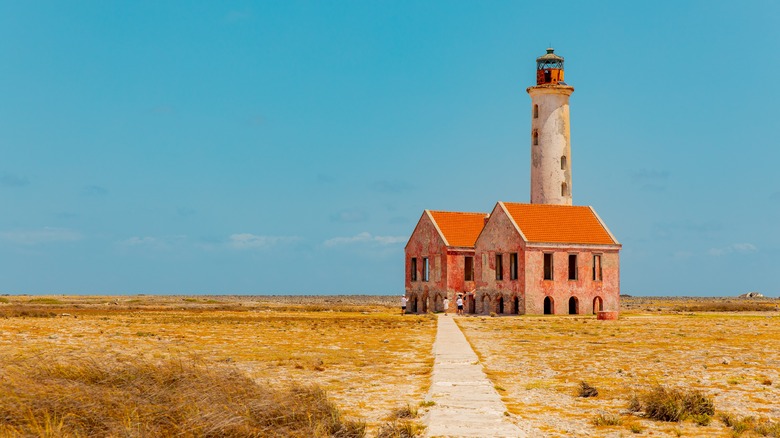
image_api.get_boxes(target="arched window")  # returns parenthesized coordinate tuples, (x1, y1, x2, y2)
(561, 182, 568, 197)
(568, 297, 579, 315)
(561, 156, 567, 170)
(544, 296, 554, 315)
(533, 104, 539, 118)
(533, 130, 539, 145)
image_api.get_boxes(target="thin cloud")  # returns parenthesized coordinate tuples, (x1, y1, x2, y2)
(370, 180, 414, 194)
(631, 169, 670, 192)
(0, 173, 30, 188)
(708, 243, 758, 257)
(83, 184, 108, 196)
(323, 232, 406, 248)
(330, 209, 368, 223)
(227, 233, 300, 250)
(118, 235, 187, 250)
(0, 227, 82, 245)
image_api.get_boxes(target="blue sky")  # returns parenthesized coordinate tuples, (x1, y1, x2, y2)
(1, 1, 779, 296)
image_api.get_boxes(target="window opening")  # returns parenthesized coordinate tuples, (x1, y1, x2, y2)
(593, 296, 603, 314)
(464, 256, 474, 281)
(495, 254, 503, 281)
(510, 253, 518, 280)
(568, 297, 578, 315)
(562, 182, 568, 197)
(561, 156, 567, 170)
(533, 104, 539, 118)
(422, 257, 429, 282)
(593, 255, 602, 281)
(544, 296, 553, 315)
(410, 258, 417, 282)
(568, 254, 577, 280)
(543, 253, 553, 280)
(533, 130, 539, 145)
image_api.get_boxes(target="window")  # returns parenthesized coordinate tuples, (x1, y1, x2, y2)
(568, 254, 577, 280)
(422, 257, 429, 282)
(533, 130, 539, 145)
(510, 253, 518, 280)
(593, 254, 602, 281)
(533, 104, 539, 119)
(464, 256, 474, 281)
(410, 258, 418, 282)
(561, 156, 567, 170)
(495, 254, 503, 281)
(543, 253, 553, 280)
(561, 182, 568, 197)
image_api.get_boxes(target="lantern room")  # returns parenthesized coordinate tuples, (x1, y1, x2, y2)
(536, 48, 565, 85)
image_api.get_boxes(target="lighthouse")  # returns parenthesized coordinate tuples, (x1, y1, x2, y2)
(527, 48, 574, 205)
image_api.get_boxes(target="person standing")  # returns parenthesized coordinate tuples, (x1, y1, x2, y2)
(443, 296, 450, 315)
(401, 295, 408, 315)
(456, 295, 464, 316)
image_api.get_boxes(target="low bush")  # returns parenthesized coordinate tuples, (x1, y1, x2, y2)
(592, 413, 623, 426)
(720, 413, 780, 437)
(376, 420, 425, 438)
(629, 385, 714, 422)
(578, 381, 599, 397)
(0, 353, 365, 437)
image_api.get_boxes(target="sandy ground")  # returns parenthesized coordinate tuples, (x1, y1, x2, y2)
(1, 295, 778, 437)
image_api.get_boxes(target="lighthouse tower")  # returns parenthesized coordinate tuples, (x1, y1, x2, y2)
(527, 48, 574, 205)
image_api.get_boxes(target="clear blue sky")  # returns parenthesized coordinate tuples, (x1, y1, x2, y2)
(1, 1, 779, 296)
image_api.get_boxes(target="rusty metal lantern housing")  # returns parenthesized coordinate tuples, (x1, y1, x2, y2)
(536, 48, 565, 85)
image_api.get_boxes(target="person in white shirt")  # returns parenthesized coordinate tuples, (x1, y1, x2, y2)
(401, 295, 408, 315)
(443, 296, 450, 315)
(456, 295, 464, 315)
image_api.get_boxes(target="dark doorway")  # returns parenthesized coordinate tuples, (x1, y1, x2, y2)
(513, 296, 520, 314)
(593, 296, 603, 314)
(544, 296, 553, 315)
(497, 296, 504, 314)
(411, 296, 418, 313)
(467, 295, 476, 314)
(568, 297, 578, 315)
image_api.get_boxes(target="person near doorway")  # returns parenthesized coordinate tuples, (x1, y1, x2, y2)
(401, 295, 408, 315)
(456, 294, 464, 316)
(443, 296, 450, 315)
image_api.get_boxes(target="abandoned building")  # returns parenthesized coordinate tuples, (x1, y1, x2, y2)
(404, 48, 621, 316)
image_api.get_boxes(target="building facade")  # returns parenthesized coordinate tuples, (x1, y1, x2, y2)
(404, 48, 622, 316)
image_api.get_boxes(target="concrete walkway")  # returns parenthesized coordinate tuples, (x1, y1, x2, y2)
(423, 315, 526, 438)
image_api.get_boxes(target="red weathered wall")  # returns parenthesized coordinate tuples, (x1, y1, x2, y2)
(473, 204, 526, 315)
(523, 247, 620, 315)
(405, 212, 480, 313)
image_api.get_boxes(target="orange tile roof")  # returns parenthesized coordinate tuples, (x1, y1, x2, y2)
(502, 203, 617, 245)
(428, 210, 487, 247)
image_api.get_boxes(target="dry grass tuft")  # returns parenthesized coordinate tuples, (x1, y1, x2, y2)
(592, 412, 622, 426)
(631, 385, 714, 422)
(577, 381, 599, 398)
(0, 306, 58, 318)
(376, 420, 425, 438)
(0, 353, 365, 437)
(720, 413, 780, 437)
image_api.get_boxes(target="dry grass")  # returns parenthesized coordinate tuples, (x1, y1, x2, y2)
(0, 295, 436, 434)
(457, 297, 780, 437)
(629, 384, 714, 422)
(0, 353, 364, 437)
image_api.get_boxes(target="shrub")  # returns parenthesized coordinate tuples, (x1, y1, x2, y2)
(720, 413, 780, 437)
(592, 413, 623, 426)
(391, 404, 419, 419)
(0, 353, 365, 437)
(630, 385, 714, 422)
(376, 420, 426, 438)
(0, 297, 9, 303)
(578, 381, 599, 398)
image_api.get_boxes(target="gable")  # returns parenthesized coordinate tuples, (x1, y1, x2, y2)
(502, 202, 618, 245)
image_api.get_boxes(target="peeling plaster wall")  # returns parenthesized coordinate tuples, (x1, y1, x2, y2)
(474, 205, 525, 315)
(523, 247, 620, 315)
(405, 213, 476, 313)
(528, 86, 574, 205)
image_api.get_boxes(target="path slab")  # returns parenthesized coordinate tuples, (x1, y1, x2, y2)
(423, 315, 526, 438)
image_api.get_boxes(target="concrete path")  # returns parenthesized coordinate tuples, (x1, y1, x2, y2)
(423, 315, 526, 438)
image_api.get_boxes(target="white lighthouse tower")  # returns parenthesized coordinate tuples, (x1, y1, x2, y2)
(527, 48, 574, 205)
